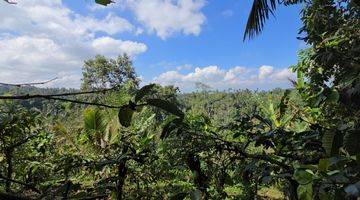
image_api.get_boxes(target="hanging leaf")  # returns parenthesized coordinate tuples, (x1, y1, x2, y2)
(160, 117, 183, 139)
(327, 88, 339, 103)
(318, 158, 330, 172)
(296, 70, 305, 89)
(95, 0, 114, 6)
(135, 84, 156, 102)
(146, 99, 184, 118)
(322, 131, 343, 156)
(294, 169, 314, 185)
(297, 183, 313, 200)
(118, 105, 135, 127)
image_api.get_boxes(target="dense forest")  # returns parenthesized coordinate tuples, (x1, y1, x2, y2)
(0, 0, 359, 199)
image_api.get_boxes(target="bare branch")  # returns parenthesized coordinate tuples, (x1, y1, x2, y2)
(44, 96, 121, 108)
(0, 78, 58, 87)
(0, 175, 40, 193)
(3, 0, 17, 4)
(0, 87, 123, 108)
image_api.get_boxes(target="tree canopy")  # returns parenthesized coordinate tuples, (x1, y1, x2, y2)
(0, 0, 359, 199)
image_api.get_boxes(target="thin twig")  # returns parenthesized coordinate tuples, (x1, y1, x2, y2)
(34, 96, 121, 109)
(0, 77, 57, 87)
(0, 87, 122, 108)
(3, 0, 17, 4)
(0, 175, 40, 193)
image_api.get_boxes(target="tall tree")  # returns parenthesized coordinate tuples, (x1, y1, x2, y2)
(81, 54, 139, 90)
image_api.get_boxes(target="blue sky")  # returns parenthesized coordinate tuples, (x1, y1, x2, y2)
(0, 0, 304, 91)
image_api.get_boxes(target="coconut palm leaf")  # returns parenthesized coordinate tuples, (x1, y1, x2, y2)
(244, 0, 304, 40)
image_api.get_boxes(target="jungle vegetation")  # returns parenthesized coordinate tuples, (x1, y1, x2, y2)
(0, 0, 359, 199)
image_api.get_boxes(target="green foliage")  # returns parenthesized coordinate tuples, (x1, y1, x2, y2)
(134, 83, 156, 103)
(81, 54, 138, 90)
(1, 0, 359, 198)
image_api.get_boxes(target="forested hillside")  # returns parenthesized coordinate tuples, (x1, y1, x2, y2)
(0, 0, 359, 199)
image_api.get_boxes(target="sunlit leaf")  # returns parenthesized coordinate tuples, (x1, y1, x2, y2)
(297, 183, 313, 200)
(318, 158, 329, 172)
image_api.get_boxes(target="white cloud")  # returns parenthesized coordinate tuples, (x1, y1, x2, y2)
(92, 37, 147, 57)
(153, 65, 295, 91)
(0, 0, 147, 88)
(270, 68, 294, 81)
(224, 66, 247, 83)
(126, 0, 206, 39)
(258, 65, 274, 79)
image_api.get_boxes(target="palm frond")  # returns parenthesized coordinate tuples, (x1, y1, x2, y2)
(243, 0, 304, 41)
(243, 0, 277, 41)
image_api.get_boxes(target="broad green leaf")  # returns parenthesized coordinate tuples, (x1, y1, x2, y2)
(118, 105, 135, 127)
(297, 183, 313, 200)
(160, 116, 182, 139)
(294, 169, 313, 185)
(146, 99, 184, 118)
(95, 0, 114, 6)
(318, 158, 329, 172)
(296, 70, 305, 89)
(134, 84, 156, 102)
(326, 170, 340, 176)
(83, 108, 106, 133)
(322, 131, 336, 156)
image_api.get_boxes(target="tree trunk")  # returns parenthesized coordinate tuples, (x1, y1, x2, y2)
(116, 160, 127, 200)
(186, 153, 209, 200)
(5, 150, 13, 193)
(286, 178, 299, 200)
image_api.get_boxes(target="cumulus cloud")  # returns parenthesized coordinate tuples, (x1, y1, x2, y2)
(258, 65, 274, 79)
(125, 0, 206, 39)
(92, 37, 148, 57)
(153, 65, 295, 91)
(0, 0, 147, 88)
